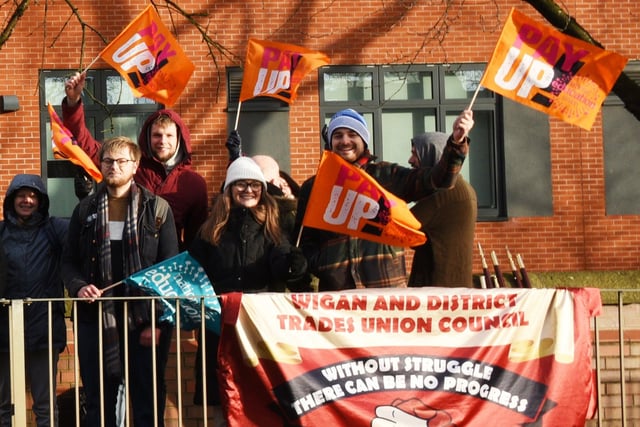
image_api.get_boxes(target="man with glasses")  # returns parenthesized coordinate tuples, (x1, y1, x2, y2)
(62, 71, 208, 251)
(62, 137, 179, 427)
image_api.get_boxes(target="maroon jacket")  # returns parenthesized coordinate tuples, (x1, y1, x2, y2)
(62, 99, 208, 251)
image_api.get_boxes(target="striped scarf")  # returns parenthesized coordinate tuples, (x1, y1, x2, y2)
(97, 183, 142, 379)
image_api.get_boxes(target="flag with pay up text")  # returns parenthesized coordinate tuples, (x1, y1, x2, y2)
(239, 38, 330, 103)
(48, 103, 102, 182)
(99, 5, 194, 106)
(480, 8, 627, 130)
(302, 151, 426, 248)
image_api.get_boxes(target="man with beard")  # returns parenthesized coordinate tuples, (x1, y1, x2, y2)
(295, 109, 474, 291)
(63, 71, 208, 251)
(62, 137, 179, 426)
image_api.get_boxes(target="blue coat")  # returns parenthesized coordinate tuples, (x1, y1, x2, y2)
(0, 174, 69, 352)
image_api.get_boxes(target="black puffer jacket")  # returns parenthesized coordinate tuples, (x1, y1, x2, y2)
(0, 174, 68, 353)
(189, 207, 304, 294)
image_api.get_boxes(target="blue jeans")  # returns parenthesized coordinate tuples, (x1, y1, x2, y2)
(0, 350, 60, 427)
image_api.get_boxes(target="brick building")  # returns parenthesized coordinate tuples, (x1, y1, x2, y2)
(1, 0, 639, 425)
(1, 0, 639, 273)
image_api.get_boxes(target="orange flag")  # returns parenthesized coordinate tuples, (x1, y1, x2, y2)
(302, 151, 426, 247)
(239, 38, 330, 103)
(99, 5, 194, 106)
(48, 103, 103, 183)
(480, 8, 627, 130)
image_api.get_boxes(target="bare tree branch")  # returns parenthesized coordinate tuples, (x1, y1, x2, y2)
(0, 0, 30, 49)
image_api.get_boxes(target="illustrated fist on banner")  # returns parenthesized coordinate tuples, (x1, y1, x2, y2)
(371, 398, 456, 427)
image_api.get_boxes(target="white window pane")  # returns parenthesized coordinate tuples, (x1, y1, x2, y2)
(381, 112, 414, 165)
(384, 71, 433, 101)
(47, 177, 79, 217)
(107, 76, 156, 105)
(323, 72, 373, 101)
(102, 116, 140, 142)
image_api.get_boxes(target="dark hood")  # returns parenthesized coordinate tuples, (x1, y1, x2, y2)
(137, 109, 193, 165)
(3, 174, 49, 222)
(410, 132, 449, 168)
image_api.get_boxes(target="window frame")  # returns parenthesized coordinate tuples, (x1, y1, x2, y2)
(318, 64, 505, 221)
(39, 69, 161, 217)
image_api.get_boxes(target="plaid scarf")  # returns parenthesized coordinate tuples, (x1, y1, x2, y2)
(97, 184, 142, 379)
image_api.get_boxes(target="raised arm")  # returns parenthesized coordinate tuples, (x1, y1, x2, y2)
(62, 71, 102, 165)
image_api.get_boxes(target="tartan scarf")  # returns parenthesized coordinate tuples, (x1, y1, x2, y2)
(97, 183, 142, 379)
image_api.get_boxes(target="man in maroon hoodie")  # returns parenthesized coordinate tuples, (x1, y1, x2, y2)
(63, 71, 208, 251)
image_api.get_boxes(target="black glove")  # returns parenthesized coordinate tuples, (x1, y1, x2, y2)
(226, 130, 242, 162)
(321, 124, 330, 150)
(288, 246, 308, 278)
(74, 167, 95, 201)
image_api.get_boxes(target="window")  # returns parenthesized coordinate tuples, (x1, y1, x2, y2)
(319, 64, 505, 220)
(39, 69, 160, 217)
(603, 61, 640, 215)
(226, 67, 292, 173)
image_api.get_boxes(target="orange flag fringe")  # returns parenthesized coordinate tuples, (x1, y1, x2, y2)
(480, 8, 627, 131)
(302, 151, 426, 247)
(99, 5, 194, 106)
(240, 38, 330, 104)
(48, 103, 103, 183)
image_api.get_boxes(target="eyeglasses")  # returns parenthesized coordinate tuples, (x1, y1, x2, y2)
(233, 181, 263, 192)
(101, 158, 135, 167)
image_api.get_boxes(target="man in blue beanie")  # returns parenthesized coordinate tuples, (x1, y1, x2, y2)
(295, 109, 474, 291)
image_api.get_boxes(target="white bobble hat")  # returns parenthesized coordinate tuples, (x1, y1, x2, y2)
(223, 156, 268, 192)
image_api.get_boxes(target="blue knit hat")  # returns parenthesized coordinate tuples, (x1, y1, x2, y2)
(327, 109, 370, 148)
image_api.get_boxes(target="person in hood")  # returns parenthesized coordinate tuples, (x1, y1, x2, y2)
(408, 132, 477, 287)
(0, 174, 68, 427)
(62, 71, 208, 251)
(294, 109, 474, 291)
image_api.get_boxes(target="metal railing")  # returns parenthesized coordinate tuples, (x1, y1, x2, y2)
(2, 289, 639, 427)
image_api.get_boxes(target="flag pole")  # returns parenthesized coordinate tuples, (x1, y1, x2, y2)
(295, 225, 304, 248)
(81, 54, 101, 75)
(234, 101, 243, 130)
(467, 83, 482, 111)
(101, 280, 124, 293)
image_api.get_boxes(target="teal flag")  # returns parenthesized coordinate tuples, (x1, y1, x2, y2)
(124, 252, 221, 333)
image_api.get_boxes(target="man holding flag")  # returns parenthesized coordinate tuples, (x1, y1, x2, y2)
(294, 109, 473, 291)
(61, 137, 179, 427)
(63, 72, 208, 251)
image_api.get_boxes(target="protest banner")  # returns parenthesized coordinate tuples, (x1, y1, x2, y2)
(98, 5, 194, 106)
(301, 150, 426, 247)
(48, 103, 102, 182)
(480, 8, 627, 130)
(219, 287, 601, 426)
